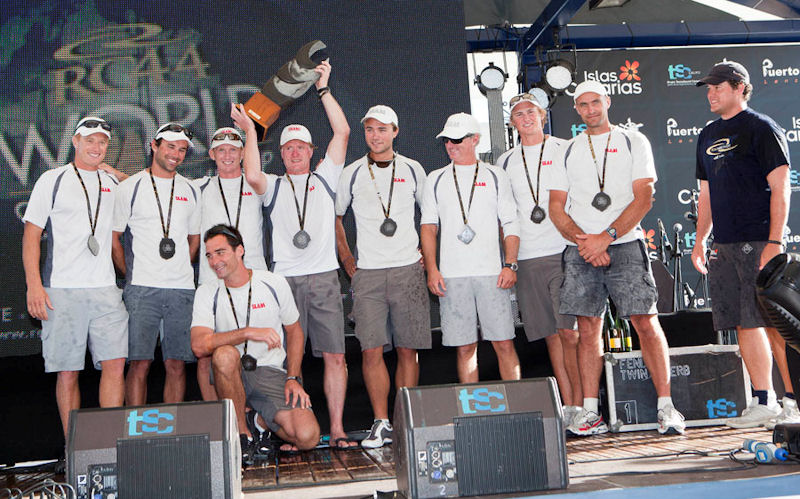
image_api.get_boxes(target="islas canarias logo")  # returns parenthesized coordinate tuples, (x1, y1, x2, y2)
(706, 138, 737, 158)
(576, 60, 643, 96)
(619, 60, 641, 82)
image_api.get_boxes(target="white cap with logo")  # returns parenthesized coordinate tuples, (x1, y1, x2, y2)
(280, 124, 313, 146)
(361, 105, 398, 127)
(210, 127, 244, 150)
(436, 113, 480, 140)
(74, 116, 111, 138)
(573, 81, 609, 102)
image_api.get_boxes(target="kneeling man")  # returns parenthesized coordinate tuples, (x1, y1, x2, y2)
(191, 224, 320, 464)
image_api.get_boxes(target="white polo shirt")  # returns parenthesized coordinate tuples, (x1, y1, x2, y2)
(191, 269, 299, 369)
(335, 153, 426, 269)
(195, 173, 268, 284)
(497, 137, 569, 260)
(549, 127, 657, 245)
(113, 169, 201, 289)
(24, 164, 119, 288)
(263, 155, 343, 277)
(420, 161, 520, 278)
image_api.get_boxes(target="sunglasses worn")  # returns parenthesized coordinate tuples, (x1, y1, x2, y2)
(443, 134, 473, 145)
(77, 120, 111, 132)
(212, 132, 242, 142)
(157, 123, 194, 140)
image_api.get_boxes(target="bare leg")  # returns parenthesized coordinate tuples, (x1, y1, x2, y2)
(197, 356, 218, 401)
(576, 316, 603, 399)
(56, 371, 80, 439)
(456, 342, 479, 383)
(125, 359, 151, 406)
(492, 339, 521, 380)
(737, 326, 774, 391)
(557, 328, 582, 406)
(211, 345, 249, 437)
(274, 408, 321, 451)
(163, 358, 186, 403)
(322, 352, 353, 447)
(395, 347, 419, 389)
(630, 314, 671, 397)
(362, 347, 390, 420)
(98, 358, 125, 407)
(766, 327, 794, 394)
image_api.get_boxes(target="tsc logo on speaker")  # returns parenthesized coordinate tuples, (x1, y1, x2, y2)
(127, 408, 176, 436)
(706, 398, 738, 418)
(456, 386, 508, 416)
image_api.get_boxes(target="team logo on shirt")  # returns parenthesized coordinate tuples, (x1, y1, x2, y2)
(542, 160, 552, 166)
(243, 191, 253, 196)
(474, 181, 486, 187)
(101, 186, 111, 192)
(705, 138, 737, 159)
(394, 177, 406, 183)
(252, 302, 265, 309)
(606, 147, 618, 153)
(175, 195, 188, 201)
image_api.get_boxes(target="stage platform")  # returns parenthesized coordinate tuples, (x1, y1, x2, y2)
(3, 425, 798, 499)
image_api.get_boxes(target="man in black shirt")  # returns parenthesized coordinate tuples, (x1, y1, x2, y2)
(692, 60, 796, 429)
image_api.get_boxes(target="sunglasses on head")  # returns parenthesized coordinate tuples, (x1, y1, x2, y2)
(509, 93, 534, 107)
(442, 134, 473, 145)
(157, 123, 194, 140)
(77, 120, 111, 132)
(212, 132, 242, 142)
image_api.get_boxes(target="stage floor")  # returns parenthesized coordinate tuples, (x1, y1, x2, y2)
(5, 425, 798, 499)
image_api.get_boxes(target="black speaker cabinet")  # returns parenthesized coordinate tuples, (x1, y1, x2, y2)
(66, 400, 240, 499)
(394, 377, 568, 498)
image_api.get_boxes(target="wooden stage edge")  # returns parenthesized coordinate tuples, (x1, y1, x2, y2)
(241, 425, 800, 499)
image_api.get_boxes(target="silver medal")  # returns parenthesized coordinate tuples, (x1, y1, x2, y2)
(293, 230, 311, 249)
(531, 205, 546, 224)
(457, 224, 476, 245)
(380, 218, 397, 237)
(159, 237, 176, 259)
(87, 235, 100, 256)
(591, 192, 612, 212)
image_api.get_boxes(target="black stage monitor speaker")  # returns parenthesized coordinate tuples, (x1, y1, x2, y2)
(66, 400, 240, 499)
(393, 377, 568, 498)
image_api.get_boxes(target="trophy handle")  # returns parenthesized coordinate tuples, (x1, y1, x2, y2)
(243, 93, 281, 140)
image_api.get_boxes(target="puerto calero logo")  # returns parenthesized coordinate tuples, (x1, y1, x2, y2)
(666, 117, 705, 144)
(127, 407, 176, 436)
(572, 60, 644, 97)
(762, 58, 800, 85)
(456, 385, 508, 416)
(666, 63, 701, 86)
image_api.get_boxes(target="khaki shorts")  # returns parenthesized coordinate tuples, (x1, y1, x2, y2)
(286, 270, 345, 357)
(516, 254, 577, 342)
(439, 276, 515, 347)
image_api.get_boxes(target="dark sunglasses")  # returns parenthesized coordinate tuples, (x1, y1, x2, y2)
(212, 132, 242, 142)
(157, 123, 194, 140)
(509, 93, 533, 107)
(77, 120, 111, 132)
(442, 134, 473, 145)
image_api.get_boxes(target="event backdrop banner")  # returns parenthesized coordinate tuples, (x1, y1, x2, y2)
(548, 45, 800, 304)
(0, 0, 469, 356)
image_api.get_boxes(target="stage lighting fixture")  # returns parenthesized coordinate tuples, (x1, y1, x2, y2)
(544, 60, 575, 92)
(590, 0, 631, 9)
(476, 62, 507, 94)
(756, 253, 800, 354)
(529, 86, 551, 109)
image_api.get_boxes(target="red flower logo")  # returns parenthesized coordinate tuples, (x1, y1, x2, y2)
(619, 60, 641, 81)
(645, 228, 656, 250)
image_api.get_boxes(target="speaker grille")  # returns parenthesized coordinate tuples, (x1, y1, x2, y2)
(117, 434, 212, 499)
(453, 412, 547, 496)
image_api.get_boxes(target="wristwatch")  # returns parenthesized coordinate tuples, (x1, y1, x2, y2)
(286, 376, 303, 385)
(502, 262, 519, 272)
(605, 227, 618, 241)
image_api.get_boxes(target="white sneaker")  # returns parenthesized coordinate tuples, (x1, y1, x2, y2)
(657, 405, 686, 435)
(361, 419, 393, 448)
(562, 405, 581, 428)
(765, 397, 800, 430)
(567, 409, 609, 436)
(726, 397, 781, 429)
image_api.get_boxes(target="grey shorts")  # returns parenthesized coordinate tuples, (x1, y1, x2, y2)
(123, 285, 196, 362)
(708, 241, 769, 330)
(516, 254, 577, 342)
(41, 286, 128, 373)
(352, 262, 431, 351)
(439, 275, 515, 347)
(286, 270, 345, 357)
(560, 240, 658, 318)
(242, 365, 297, 433)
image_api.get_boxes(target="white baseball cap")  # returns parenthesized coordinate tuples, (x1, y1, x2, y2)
(210, 127, 244, 150)
(280, 124, 313, 146)
(361, 105, 398, 127)
(74, 116, 111, 138)
(573, 81, 609, 102)
(155, 122, 194, 147)
(509, 93, 544, 113)
(436, 113, 479, 140)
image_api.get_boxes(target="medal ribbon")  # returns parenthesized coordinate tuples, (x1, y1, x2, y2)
(72, 164, 102, 238)
(366, 155, 396, 220)
(218, 175, 244, 229)
(452, 162, 480, 225)
(149, 168, 175, 239)
(520, 136, 547, 207)
(224, 270, 253, 355)
(285, 173, 311, 231)
(586, 128, 613, 194)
